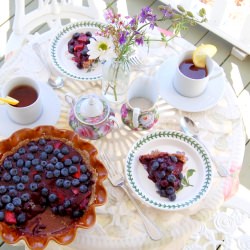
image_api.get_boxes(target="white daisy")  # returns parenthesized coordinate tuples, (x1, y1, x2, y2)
(87, 36, 116, 61)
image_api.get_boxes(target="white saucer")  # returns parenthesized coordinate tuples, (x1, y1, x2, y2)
(0, 82, 61, 138)
(156, 56, 226, 112)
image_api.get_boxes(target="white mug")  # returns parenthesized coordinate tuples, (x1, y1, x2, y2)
(121, 76, 159, 130)
(173, 50, 214, 97)
(2, 76, 43, 124)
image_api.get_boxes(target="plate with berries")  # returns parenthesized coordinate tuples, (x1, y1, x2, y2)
(125, 130, 213, 210)
(50, 21, 105, 81)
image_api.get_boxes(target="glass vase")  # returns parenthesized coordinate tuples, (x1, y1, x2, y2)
(101, 59, 130, 104)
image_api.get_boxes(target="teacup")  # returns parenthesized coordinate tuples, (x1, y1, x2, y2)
(121, 76, 159, 130)
(173, 50, 214, 97)
(1, 76, 43, 124)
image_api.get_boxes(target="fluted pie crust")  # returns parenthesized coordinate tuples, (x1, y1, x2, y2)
(0, 126, 107, 250)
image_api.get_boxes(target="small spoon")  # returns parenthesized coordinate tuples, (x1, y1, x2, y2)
(32, 43, 64, 89)
(180, 116, 229, 177)
(0, 96, 19, 105)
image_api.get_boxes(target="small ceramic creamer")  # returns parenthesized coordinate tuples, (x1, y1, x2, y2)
(65, 93, 118, 140)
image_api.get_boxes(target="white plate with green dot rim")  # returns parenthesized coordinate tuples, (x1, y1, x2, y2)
(125, 130, 213, 211)
(50, 20, 105, 81)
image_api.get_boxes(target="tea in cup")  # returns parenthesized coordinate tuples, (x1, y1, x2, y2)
(2, 76, 43, 124)
(173, 50, 214, 97)
(121, 76, 159, 130)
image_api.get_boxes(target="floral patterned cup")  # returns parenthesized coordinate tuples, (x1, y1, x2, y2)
(65, 93, 118, 140)
(121, 76, 159, 130)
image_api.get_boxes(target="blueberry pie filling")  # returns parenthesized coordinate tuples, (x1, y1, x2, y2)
(0, 137, 95, 235)
(139, 151, 186, 201)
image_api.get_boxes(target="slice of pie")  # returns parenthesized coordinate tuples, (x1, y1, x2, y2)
(139, 151, 186, 201)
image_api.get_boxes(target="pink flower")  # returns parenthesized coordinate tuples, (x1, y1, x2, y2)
(121, 104, 128, 118)
(76, 126, 97, 140)
(98, 122, 113, 136)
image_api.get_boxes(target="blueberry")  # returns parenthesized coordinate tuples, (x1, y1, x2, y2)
(51, 206, 58, 214)
(40, 152, 48, 160)
(68, 45, 74, 53)
(63, 199, 71, 208)
(22, 167, 30, 175)
(16, 159, 24, 168)
(10, 168, 18, 176)
(55, 162, 64, 170)
(50, 157, 58, 164)
(41, 160, 47, 167)
(58, 205, 66, 215)
(1, 194, 11, 204)
(46, 171, 54, 179)
(34, 174, 42, 182)
(53, 169, 60, 177)
(0, 185, 7, 194)
(151, 161, 160, 170)
(170, 155, 178, 163)
(3, 173, 11, 182)
(72, 210, 83, 218)
(56, 179, 64, 187)
(69, 165, 77, 174)
(166, 186, 175, 195)
(72, 179, 80, 187)
(81, 48, 88, 56)
(73, 32, 80, 39)
(16, 183, 25, 191)
(3, 160, 12, 170)
(86, 31, 92, 37)
(156, 171, 165, 179)
(8, 185, 16, 190)
(64, 159, 72, 166)
(167, 174, 176, 183)
(168, 193, 176, 201)
(18, 147, 26, 154)
(46, 163, 55, 171)
(44, 144, 53, 154)
(0, 201, 3, 209)
(21, 175, 29, 183)
(9, 189, 17, 198)
(29, 145, 38, 153)
(5, 203, 14, 211)
(17, 213, 26, 224)
(0, 211, 4, 221)
(21, 193, 30, 202)
(41, 187, 49, 197)
(53, 149, 60, 155)
(80, 164, 87, 173)
(25, 160, 32, 168)
(179, 173, 184, 180)
(61, 168, 69, 177)
(79, 184, 88, 193)
(32, 158, 40, 166)
(63, 180, 71, 189)
(79, 174, 88, 183)
(57, 153, 64, 160)
(13, 153, 20, 161)
(158, 189, 167, 197)
(12, 197, 22, 207)
(167, 165, 175, 172)
(61, 146, 69, 155)
(26, 153, 34, 160)
(35, 165, 43, 172)
(12, 175, 21, 183)
(39, 138, 46, 145)
(29, 182, 38, 191)
(48, 193, 57, 203)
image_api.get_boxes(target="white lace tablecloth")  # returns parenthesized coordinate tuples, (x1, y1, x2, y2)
(0, 32, 246, 250)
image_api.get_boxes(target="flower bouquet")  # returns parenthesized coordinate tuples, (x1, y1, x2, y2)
(87, 3, 207, 103)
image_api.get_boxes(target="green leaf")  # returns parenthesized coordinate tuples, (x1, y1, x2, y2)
(187, 11, 194, 18)
(187, 169, 196, 178)
(177, 5, 185, 13)
(182, 177, 189, 186)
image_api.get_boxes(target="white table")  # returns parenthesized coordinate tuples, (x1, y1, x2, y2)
(0, 32, 246, 250)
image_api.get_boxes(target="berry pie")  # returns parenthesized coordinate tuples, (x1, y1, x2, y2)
(0, 126, 107, 249)
(139, 151, 186, 201)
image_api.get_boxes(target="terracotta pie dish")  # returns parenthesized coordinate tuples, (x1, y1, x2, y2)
(0, 126, 107, 250)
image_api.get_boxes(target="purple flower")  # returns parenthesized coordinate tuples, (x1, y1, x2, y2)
(135, 34, 144, 46)
(129, 17, 137, 28)
(139, 6, 157, 29)
(119, 31, 128, 45)
(160, 5, 173, 18)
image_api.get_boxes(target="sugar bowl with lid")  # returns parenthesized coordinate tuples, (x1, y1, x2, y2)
(65, 93, 118, 140)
